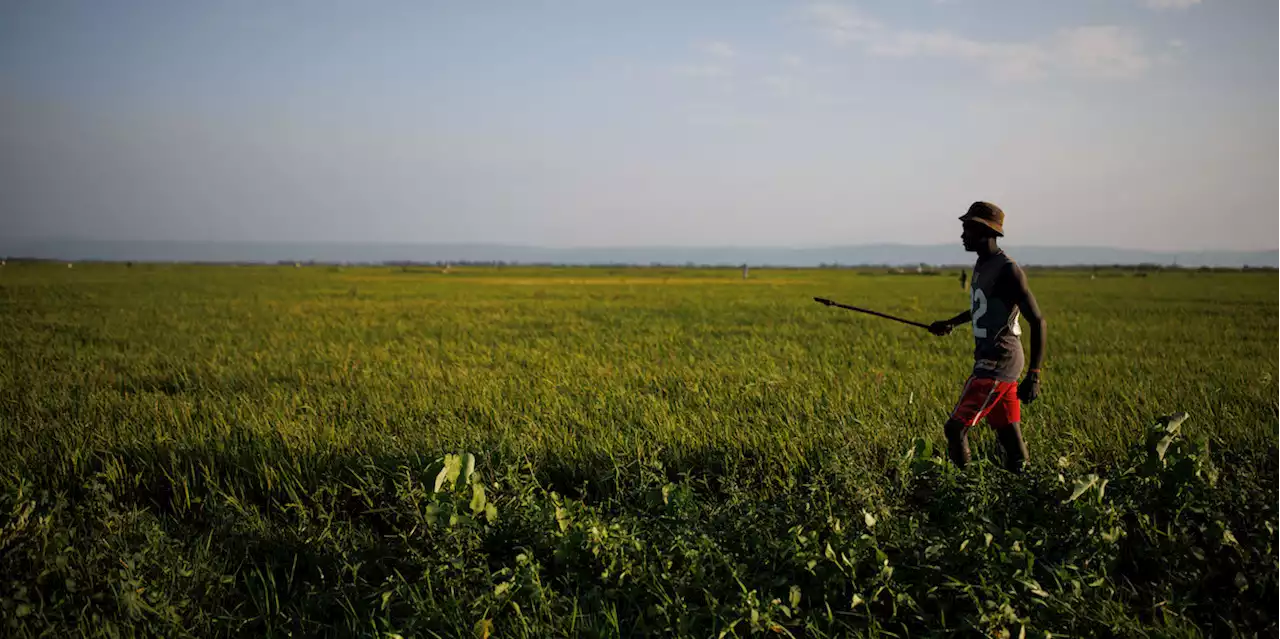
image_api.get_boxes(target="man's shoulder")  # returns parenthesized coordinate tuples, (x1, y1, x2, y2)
(978, 251, 1018, 273)
(1007, 257, 1024, 276)
(993, 252, 1023, 275)
(990, 254, 1025, 296)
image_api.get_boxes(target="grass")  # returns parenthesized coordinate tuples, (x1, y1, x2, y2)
(1, 262, 1276, 637)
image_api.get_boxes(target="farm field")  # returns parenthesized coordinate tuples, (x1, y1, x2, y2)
(1, 263, 1276, 637)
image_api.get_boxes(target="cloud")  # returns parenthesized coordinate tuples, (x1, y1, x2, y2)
(681, 102, 771, 129)
(673, 41, 738, 80)
(805, 3, 1154, 82)
(703, 41, 737, 59)
(806, 3, 883, 45)
(1155, 38, 1188, 66)
(865, 30, 1049, 81)
(761, 74, 798, 96)
(1054, 26, 1151, 79)
(674, 64, 731, 79)
(1142, 0, 1201, 10)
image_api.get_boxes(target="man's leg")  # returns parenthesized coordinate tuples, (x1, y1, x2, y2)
(944, 418, 971, 467)
(989, 385, 1028, 473)
(946, 376, 995, 468)
(995, 423, 1029, 473)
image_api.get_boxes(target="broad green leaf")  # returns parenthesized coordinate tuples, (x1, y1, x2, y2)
(434, 454, 461, 493)
(1022, 580, 1049, 598)
(459, 452, 476, 491)
(718, 620, 742, 639)
(911, 437, 932, 459)
(1065, 474, 1099, 503)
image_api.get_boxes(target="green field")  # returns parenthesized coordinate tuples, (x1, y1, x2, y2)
(1, 263, 1276, 637)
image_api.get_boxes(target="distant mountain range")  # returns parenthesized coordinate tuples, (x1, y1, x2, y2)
(2, 239, 1275, 269)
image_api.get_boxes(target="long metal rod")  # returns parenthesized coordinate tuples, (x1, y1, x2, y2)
(812, 297, 932, 330)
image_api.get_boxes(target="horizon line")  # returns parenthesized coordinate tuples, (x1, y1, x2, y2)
(6, 237, 1278, 254)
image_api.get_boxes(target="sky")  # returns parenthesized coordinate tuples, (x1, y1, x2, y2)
(0, 0, 1275, 251)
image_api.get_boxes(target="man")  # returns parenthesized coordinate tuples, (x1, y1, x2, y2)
(929, 202, 1045, 473)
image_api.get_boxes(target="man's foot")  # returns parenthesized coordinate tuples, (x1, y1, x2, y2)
(944, 420, 971, 467)
(996, 423, 1029, 473)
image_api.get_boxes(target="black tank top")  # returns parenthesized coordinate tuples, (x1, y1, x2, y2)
(969, 251, 1025, 382)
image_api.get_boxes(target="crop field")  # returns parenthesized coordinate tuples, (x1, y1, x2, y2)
(1, 262, 1276, 637)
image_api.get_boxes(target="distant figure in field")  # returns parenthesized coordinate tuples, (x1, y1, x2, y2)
(928, 202, 1046, 473)
(959, 270, 967, 290)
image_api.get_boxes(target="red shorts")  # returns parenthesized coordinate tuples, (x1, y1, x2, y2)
(950, 376, 1020, 429)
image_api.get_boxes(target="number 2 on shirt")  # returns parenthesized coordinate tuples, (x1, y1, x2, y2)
(971, 288, 988, 338)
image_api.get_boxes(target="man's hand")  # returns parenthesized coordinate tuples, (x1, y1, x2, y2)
(928, 320, 954, 337)
(1018, 371, 1040, 403)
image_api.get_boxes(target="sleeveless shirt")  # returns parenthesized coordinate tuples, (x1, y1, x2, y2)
(970, 250, 1025, 382)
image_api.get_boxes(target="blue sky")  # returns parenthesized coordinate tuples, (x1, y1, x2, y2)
(1, 0, 1275, 250)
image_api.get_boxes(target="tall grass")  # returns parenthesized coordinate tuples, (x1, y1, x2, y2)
(1, 263, 1275, 636)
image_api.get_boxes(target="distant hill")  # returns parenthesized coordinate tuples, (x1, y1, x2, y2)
(1, 239, 1275, 269)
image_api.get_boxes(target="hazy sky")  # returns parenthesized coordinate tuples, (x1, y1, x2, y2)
(1, 1, 1275, 250)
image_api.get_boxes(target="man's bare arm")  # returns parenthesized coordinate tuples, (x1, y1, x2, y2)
(1005, 264, 1046, 403)
(1007, 265, 1045, 372)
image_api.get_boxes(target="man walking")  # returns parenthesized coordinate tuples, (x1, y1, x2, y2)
(929, 202, 1045, 473)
